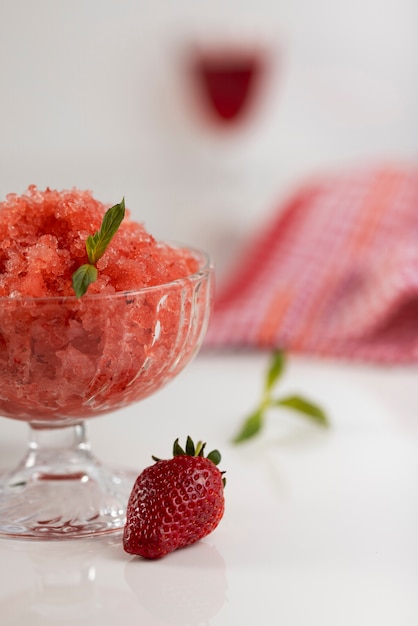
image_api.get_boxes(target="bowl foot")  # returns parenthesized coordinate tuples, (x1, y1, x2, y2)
(0, 422, 137, 539)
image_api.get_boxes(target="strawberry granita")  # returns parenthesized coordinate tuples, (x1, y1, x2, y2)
(0, 186, 199, 297)
(0, 187, 212, 424)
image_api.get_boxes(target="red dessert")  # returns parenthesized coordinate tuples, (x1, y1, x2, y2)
(0, 187, 211, 423)
(0, 186, 199, 297)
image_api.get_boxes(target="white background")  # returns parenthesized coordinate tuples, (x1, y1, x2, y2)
(1, 353, 418, 625)
(0, 0, 417, 279)
(0, 4, 417, 623)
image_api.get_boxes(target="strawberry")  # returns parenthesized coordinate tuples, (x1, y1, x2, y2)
(123, 437, 225, 559)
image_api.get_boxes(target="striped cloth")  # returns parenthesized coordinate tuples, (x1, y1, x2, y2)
(205, 164, 418, 363)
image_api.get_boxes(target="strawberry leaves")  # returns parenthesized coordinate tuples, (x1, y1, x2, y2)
(72, 197, 125, 297)
(153, 436, 222, 467)
(233, 350, 329, 444)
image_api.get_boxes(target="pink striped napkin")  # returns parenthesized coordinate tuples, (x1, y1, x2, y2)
(205, 164, 418, 363)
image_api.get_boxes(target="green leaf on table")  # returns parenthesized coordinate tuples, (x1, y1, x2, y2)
(264, 350, 286, 394)
(274, 395, 329, 427)
(232, 350, 330, 445)
(232, 408, 264, 444)
(72, 263, 98, 298)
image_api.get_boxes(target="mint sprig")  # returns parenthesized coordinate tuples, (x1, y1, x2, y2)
(72, 197, 125, 297)
(232, 350, 329, 444)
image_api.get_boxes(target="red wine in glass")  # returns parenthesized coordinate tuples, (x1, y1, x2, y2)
(191, 46, 267, 126)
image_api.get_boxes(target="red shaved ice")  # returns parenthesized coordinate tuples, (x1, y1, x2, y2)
(0, 187, 212, 424)
(0, 185, 198, 297)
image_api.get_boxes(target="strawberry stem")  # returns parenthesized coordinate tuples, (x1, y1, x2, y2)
(157, 437, 222, 466)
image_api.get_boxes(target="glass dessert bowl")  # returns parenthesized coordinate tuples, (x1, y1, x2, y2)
(0, 248, 213, 539)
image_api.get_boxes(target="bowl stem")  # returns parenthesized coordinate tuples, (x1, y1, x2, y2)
(0, 421, 137, 539)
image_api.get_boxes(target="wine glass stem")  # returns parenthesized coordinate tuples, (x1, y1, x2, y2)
(24, 421, 94, 479)
(0, 420, 136, 537)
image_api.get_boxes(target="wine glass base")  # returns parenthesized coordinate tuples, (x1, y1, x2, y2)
(0, 422, 138, 540)
(0, 465, 138, 540)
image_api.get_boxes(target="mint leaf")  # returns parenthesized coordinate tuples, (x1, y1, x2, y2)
(86, 198, 125, 264)
(274, 395, 329, 427)
(232, 409, 264, 444)
(72, 197, 125, 297)
(232, 351, 330, 444)
(264, 350, 286, 394)
(72, 264, 98, 298)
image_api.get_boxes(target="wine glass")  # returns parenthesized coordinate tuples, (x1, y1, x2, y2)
(0, 247, 213, 539)
(189, 40, 270, 129)
(154, 24, 281, 290)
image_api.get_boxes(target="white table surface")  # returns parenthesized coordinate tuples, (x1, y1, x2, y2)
(0, 350, 417, 625)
